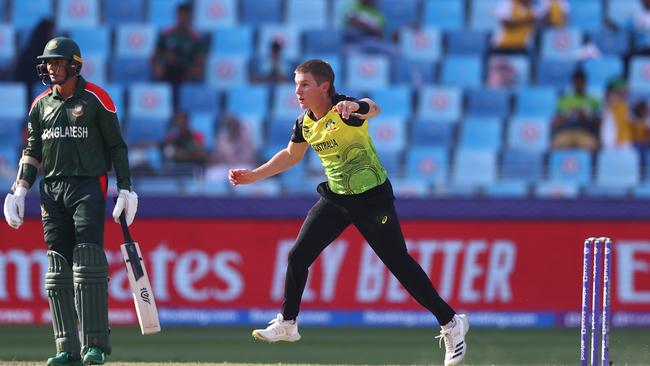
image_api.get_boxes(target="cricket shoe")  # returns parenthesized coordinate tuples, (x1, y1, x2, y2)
(47, 352, 82, 366)
(252, 313, 301, 342)
(82, 346, 106, 365)
(436, 314, 469, 366)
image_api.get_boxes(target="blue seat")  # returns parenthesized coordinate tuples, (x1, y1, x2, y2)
(584, 57, 624, 89)
(147, 0, 185, 28)
(484, 180, 529, 198)
(0, 83, 27, 120)
(210, 26, 253, 57)
(378, 150, 402, 177)
(534, 181, 580, 199)
(469, 0, 500, 31)
(506, 117, 550, 151)
(441, 56, 483, 88)
(548, 149, 592, 185)
(345, 54, 390, 89)
(540, 28, 584, 60)
(446, 30, 488, 55)
(104, 0, 145, 26)
(103, 84, 125, 120)
(458, 117, 502, 151)
(633, 182, 650, 198)
(179, 84, 220, 114)
(416, 86, 462, 122)
(500, 149, 544, 183)
(583, 185, 629, 198)
(303, 30, 343, 55)
(536, 59, 577, 88)
(410, 120, 454, 148)
(257, 24, 301, 60)
(0, 145, 18, 168)
(136, 177, 181, 196)
(188, 113, 217, 151)
(567, 0, 603, 31)
(125, 118, 167, 145)
(392, 59, 435, 85)
(194, 0, 237, 30)
(127, 83, 173, 121)
(370, 86, 411, 117)
(70, 26, 110, 55)
(79, 54, 107, 84)
(596, 148, 640, 188)
(332, 0, 355, 29)
(588, 30, 630, 56)
(0, 119, 22, 151)
(628, 56, 650, 92)
(367, 117, 406, 154)
(13, 0, 53, 31)
(606, 0, 642, 29)
(378, 0, 419, 35)
(271, 83, 302, 120)
(399, 27, 441, 61)
(241, 0, 281, 26)
(466, 89, 510, 118)
(405, 147, 449, 184)
(514, 87, 557, 118)
(56, 0, 99, 30)
(451, 149, 497, 187)
(115, 24, 156, 57)
(110, 57, 150, 84)
(423, 0, 464, 30)
(205, 55, 248, 89)
(390, 178, 431, 198)
(487, 54, 530, 86)
(286, 0, 327, 31)
(226, 85, 269, 117)
(0, 25, 15, 61)
(266, 118, 293, 150)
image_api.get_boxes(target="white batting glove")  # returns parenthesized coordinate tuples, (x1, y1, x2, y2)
(112, 189, 138, 226)
(3, 186, 27, 229)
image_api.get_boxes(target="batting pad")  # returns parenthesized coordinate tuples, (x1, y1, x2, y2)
(73, 243, 112, 355)
(45, 250, 81, 355)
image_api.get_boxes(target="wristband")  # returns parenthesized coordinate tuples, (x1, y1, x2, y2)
(356, 101, 370, 114)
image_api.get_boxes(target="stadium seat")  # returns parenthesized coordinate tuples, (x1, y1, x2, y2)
(440, 56, 483, 88)
(367, 117, 406, 154)
(303, 30, 343, 56)
(548, 149, 592, 185)
(466, 89, 510, 118)
(0, 25, 15, 61)
(410, 120, 455, 149)
(303, 54, 342, 77)
(487, 54, 530, 86)
(188, 113, 217, 151)
(103, 84, 125, 120)
(540, 28, 584, 60)
(345, 54, 390, 89)
(127, 83, 173, 121)
(469, 0, 500, 31)
(124, 118, 167, 145)
(205, 55, 248, 89)
(458, 117, 502, 151)
(514, 87, 557, 118)
(534, 181, 580, 199)
(484, 180, 529, 198)
(536, 59, 577, 88)
(416, 86, 462, 122)
(378, 150, 402, 177)
(446, 30, 488, 55)
(392, 59, 436, 86)
(194, 0, 237, 30)
(567, 0, 603, 31)
(588, 30, 630, 56)
(104, 0, 145, 26)
(286, 0, 327, 31)
(332, 0, 356, 29)
(233, 114, 264, 150)
(399, 27, 442, 62)
(0, 83, 26, 120)
(632, 182, 650, 198)
(451, 148, 497, 187)
(500, 149, 544, 183)
(583, 185, 629, 198)
(148, 0, 185, 28)
(241, 0, 282, 26)
(390, 178, 431, 198)
(79, 54, 106, 84)
(178, 84, 220, 115)
(595, 148, 640, 188)
(405, 147, 449, 184)
(135, 177, 181, 196)
(266, 118, 293, 150)
(422, 0, 464, 30)
(378, 0, 419, 35)
(583, 57, 624, 89)
(56, 0, 99, 30)
(210, 26, 253, 57)
(226, 85, 269, 118)
(13, 0, 53, 31)
(606, 0, 642, 29)
(271, 83, 303, 120)
(0, 119, 22, 151)
(114, 24, 157, 57)
(369, 86, 412, 117)
(257, 25, 301, 60)
(70, 26, 110, 55)
(110, 57, 151, 84)
(506, 117, 550, 152)
(628, 56, 650, 92)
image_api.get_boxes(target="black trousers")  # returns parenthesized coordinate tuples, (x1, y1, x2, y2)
(282, 179, 456, 325)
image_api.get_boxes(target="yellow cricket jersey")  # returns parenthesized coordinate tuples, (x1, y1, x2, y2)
(290, 94, 387, 195)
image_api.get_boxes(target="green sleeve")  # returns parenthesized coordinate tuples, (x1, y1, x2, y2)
(20, 105, 42, 187)
(98, 108, 131, 191)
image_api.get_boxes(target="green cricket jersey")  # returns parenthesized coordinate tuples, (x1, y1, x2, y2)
(291, 94, 387, 195)
(25, 76, 131, 190)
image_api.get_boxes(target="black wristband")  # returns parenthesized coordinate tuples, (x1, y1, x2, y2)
(356, 101, 370, 114)
(20, 163, 37, 187)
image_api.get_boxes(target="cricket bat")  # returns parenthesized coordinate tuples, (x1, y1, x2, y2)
(118, 211, 161, 335)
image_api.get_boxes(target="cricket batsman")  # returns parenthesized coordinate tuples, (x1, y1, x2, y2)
(3, 37, 138, 365)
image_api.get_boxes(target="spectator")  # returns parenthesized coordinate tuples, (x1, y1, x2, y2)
(631, 99, 650, 151)
(600, 78, 634, 150)
(551, 68, 601, 152)
(342, 0, 397, 58)
(486, 56, 518, 88)
(206, 114, 256, 180)
(250, 39, 292, 84)
(536, 0, 570, 28)
(162, 111, 208, 166)
(13, 19, 55, 87)
(491, 0, 537, 54)
(630, 0, 650, 55)
(151, 3, 207, 104)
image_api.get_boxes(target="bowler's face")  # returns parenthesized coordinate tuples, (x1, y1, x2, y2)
(295, 72, 327, 109)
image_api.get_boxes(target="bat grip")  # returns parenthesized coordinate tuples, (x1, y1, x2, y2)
(114, 197, 133, 243)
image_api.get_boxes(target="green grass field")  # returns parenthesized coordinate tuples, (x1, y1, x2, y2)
(0, 326, 649, 365)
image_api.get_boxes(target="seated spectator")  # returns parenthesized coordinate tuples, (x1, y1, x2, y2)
(486, 56, 518, 88)
(491, 0, 537, 54)
(162, 111, 208, 166)
(551, 68, 601, 152)
(536, 0, 570, 28)
(250, 39, 292, 84)
(630, 0, 650, 55)
(342, 0, 398, 58)
(206, 114, 257, 180)
(600, 79, 634, 150)
(631, 99, 650, 151)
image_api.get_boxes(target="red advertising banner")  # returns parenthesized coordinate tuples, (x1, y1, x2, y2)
(1, 219, 649, 326)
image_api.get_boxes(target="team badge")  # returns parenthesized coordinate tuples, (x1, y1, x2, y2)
(71, 103, 84, 117)
(46, 40, 58, 50)
(302, 124, 312, 138)
(325, 119, 337, 131)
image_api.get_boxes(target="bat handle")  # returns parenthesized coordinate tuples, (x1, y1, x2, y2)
(114, 197, 133, 243)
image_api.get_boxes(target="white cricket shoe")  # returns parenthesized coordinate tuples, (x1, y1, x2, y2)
(252, 313, 301, 342)
(436, 314, 469, 366)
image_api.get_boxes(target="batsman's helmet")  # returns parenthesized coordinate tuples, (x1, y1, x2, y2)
(36, 37, 83, 85)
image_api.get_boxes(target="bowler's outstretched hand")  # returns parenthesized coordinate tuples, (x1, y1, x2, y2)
(332, 100, 359, 119)
(229, 169, 259, 185)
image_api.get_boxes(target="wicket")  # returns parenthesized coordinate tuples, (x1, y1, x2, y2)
(580, 237, 613, 366)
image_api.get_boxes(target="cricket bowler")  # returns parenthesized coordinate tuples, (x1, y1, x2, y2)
(3, 37, 138, 365)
